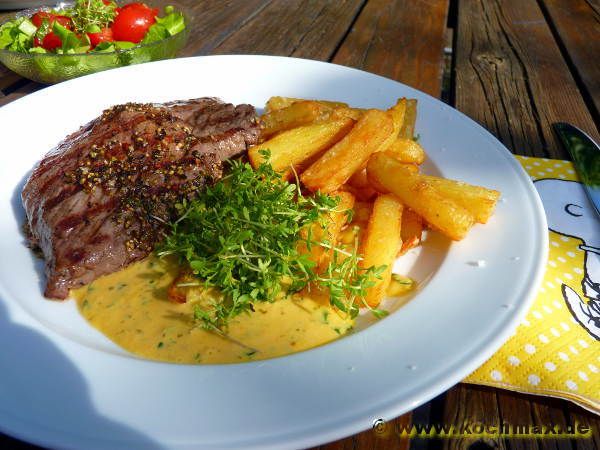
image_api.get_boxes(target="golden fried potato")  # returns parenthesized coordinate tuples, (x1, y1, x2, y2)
(348, 168, 370, 189)
(341, 183, 377, 201)
(399, 99, 417, 139)
(385, 138, 426, 164)
(298, 191, 355, 271)
(351, 201, 373, 225)
(399, 209, 423, 255)
(367, 153, 475, 240)
(249, 117, 355, 178)
(359, 194, 403, 307)
(329, 107, 364, 121)
(265, 96, 349, 112)
(378, 98, 406, 153)
(260, 101, 332, 139)
(301, 109, 394, 193)
(419, 175, 500, 224)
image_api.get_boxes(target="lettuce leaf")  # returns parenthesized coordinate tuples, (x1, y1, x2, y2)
(141, 9, 185, 44)
(0, 17, 36, 52)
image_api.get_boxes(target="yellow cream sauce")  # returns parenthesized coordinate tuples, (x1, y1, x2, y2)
(72, 257, 354, 364)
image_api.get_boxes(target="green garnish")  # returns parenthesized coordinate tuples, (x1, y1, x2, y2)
(68, 0, 117, 34)
(158, 152, 384, 330)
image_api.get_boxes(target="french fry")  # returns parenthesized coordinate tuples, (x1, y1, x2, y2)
(318, 191, 356, 271)
(399, 209, 423, 255)
(248, 118, 355, 177)
(260, 101, 333, 139)
(346, 170, 378, 200)
(399, 99, 417, 139)
(418, 175, 500, 224)
(341, 183, 377, 201)
(298, 191, 355, 271)
(330, 107, 363, 121)
(386, 138, 426, 164)
(265, 96, 349, 112)
(301, 109, 394, 193)
(348, 168, 370, 189)
(351, 201, 373, 225)
(359, 194, 403, 307)
(378, 98, 406, 153)
(367, 153, 475, 240)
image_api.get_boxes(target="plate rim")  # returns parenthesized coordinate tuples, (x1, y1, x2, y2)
(0, 54, 548, 450)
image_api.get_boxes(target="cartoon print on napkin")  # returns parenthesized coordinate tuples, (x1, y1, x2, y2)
(535, 178, 600, 340)
(465, 157, 598, 414)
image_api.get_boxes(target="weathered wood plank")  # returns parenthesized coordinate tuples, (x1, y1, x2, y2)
(442, 385, 508, 450)
(529, 396, 574, 450)
(213, 0, 366, 60)
(176, 0, 272, 56)
(495, 390, 541, 450)
(312, 412, 411, 450)
(0, 82, 40, 106)
(568, 406, 600, 450)
(453, 0, 599, 158)
(539, 0, 600, 122)
(332, 0, 450, 97)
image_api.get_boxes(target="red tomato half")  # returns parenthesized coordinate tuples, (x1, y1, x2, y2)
(110, 3, 158, 43)
(87, 27, 114, 48)
(31, 11, 72, 29)
(41, 31, 62, 50)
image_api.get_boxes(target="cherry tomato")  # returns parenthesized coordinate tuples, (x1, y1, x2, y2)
(41, 31, 62, 50)
(110, 3, 158, 43)
(87, 27, 114, 48)
(31, 11, 72, 29)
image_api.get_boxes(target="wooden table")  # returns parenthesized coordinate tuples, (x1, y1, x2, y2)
(1, 1, 599, 449)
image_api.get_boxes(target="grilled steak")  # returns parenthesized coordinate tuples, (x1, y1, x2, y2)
(22, 98, 259, 299)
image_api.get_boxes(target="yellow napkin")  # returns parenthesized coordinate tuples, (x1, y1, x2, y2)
(464, 156, 599, 414)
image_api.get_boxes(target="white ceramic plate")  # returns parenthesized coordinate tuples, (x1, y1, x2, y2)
(0, 55, 547, 450)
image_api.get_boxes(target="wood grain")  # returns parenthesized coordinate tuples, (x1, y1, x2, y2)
(332, 0, 450, 97)
(175, 0, 272, 56)
(539, 0, 600, 122)
(569, 406, 600, 450)
(529, 395, 574, 450)
(213, 0, 366, 60)
(442, 385, 508, 450)
(453, 0, 599, 158)
(313, 412, 411, 450)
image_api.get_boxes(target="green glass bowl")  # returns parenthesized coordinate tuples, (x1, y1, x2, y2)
(0, 1, 190, 84)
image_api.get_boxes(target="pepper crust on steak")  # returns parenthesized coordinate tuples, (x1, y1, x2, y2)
(22, 98, 259, 299)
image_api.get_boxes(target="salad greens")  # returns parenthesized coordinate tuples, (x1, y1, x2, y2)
(0, 17, 36, 52)
(157, 152, 386, 331)
(0, 2, 185, 55)
(142, 6, 185, 44)
(68, 0, 117, 33)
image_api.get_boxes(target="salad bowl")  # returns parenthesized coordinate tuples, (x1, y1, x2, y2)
(0, 1, 190, 83)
